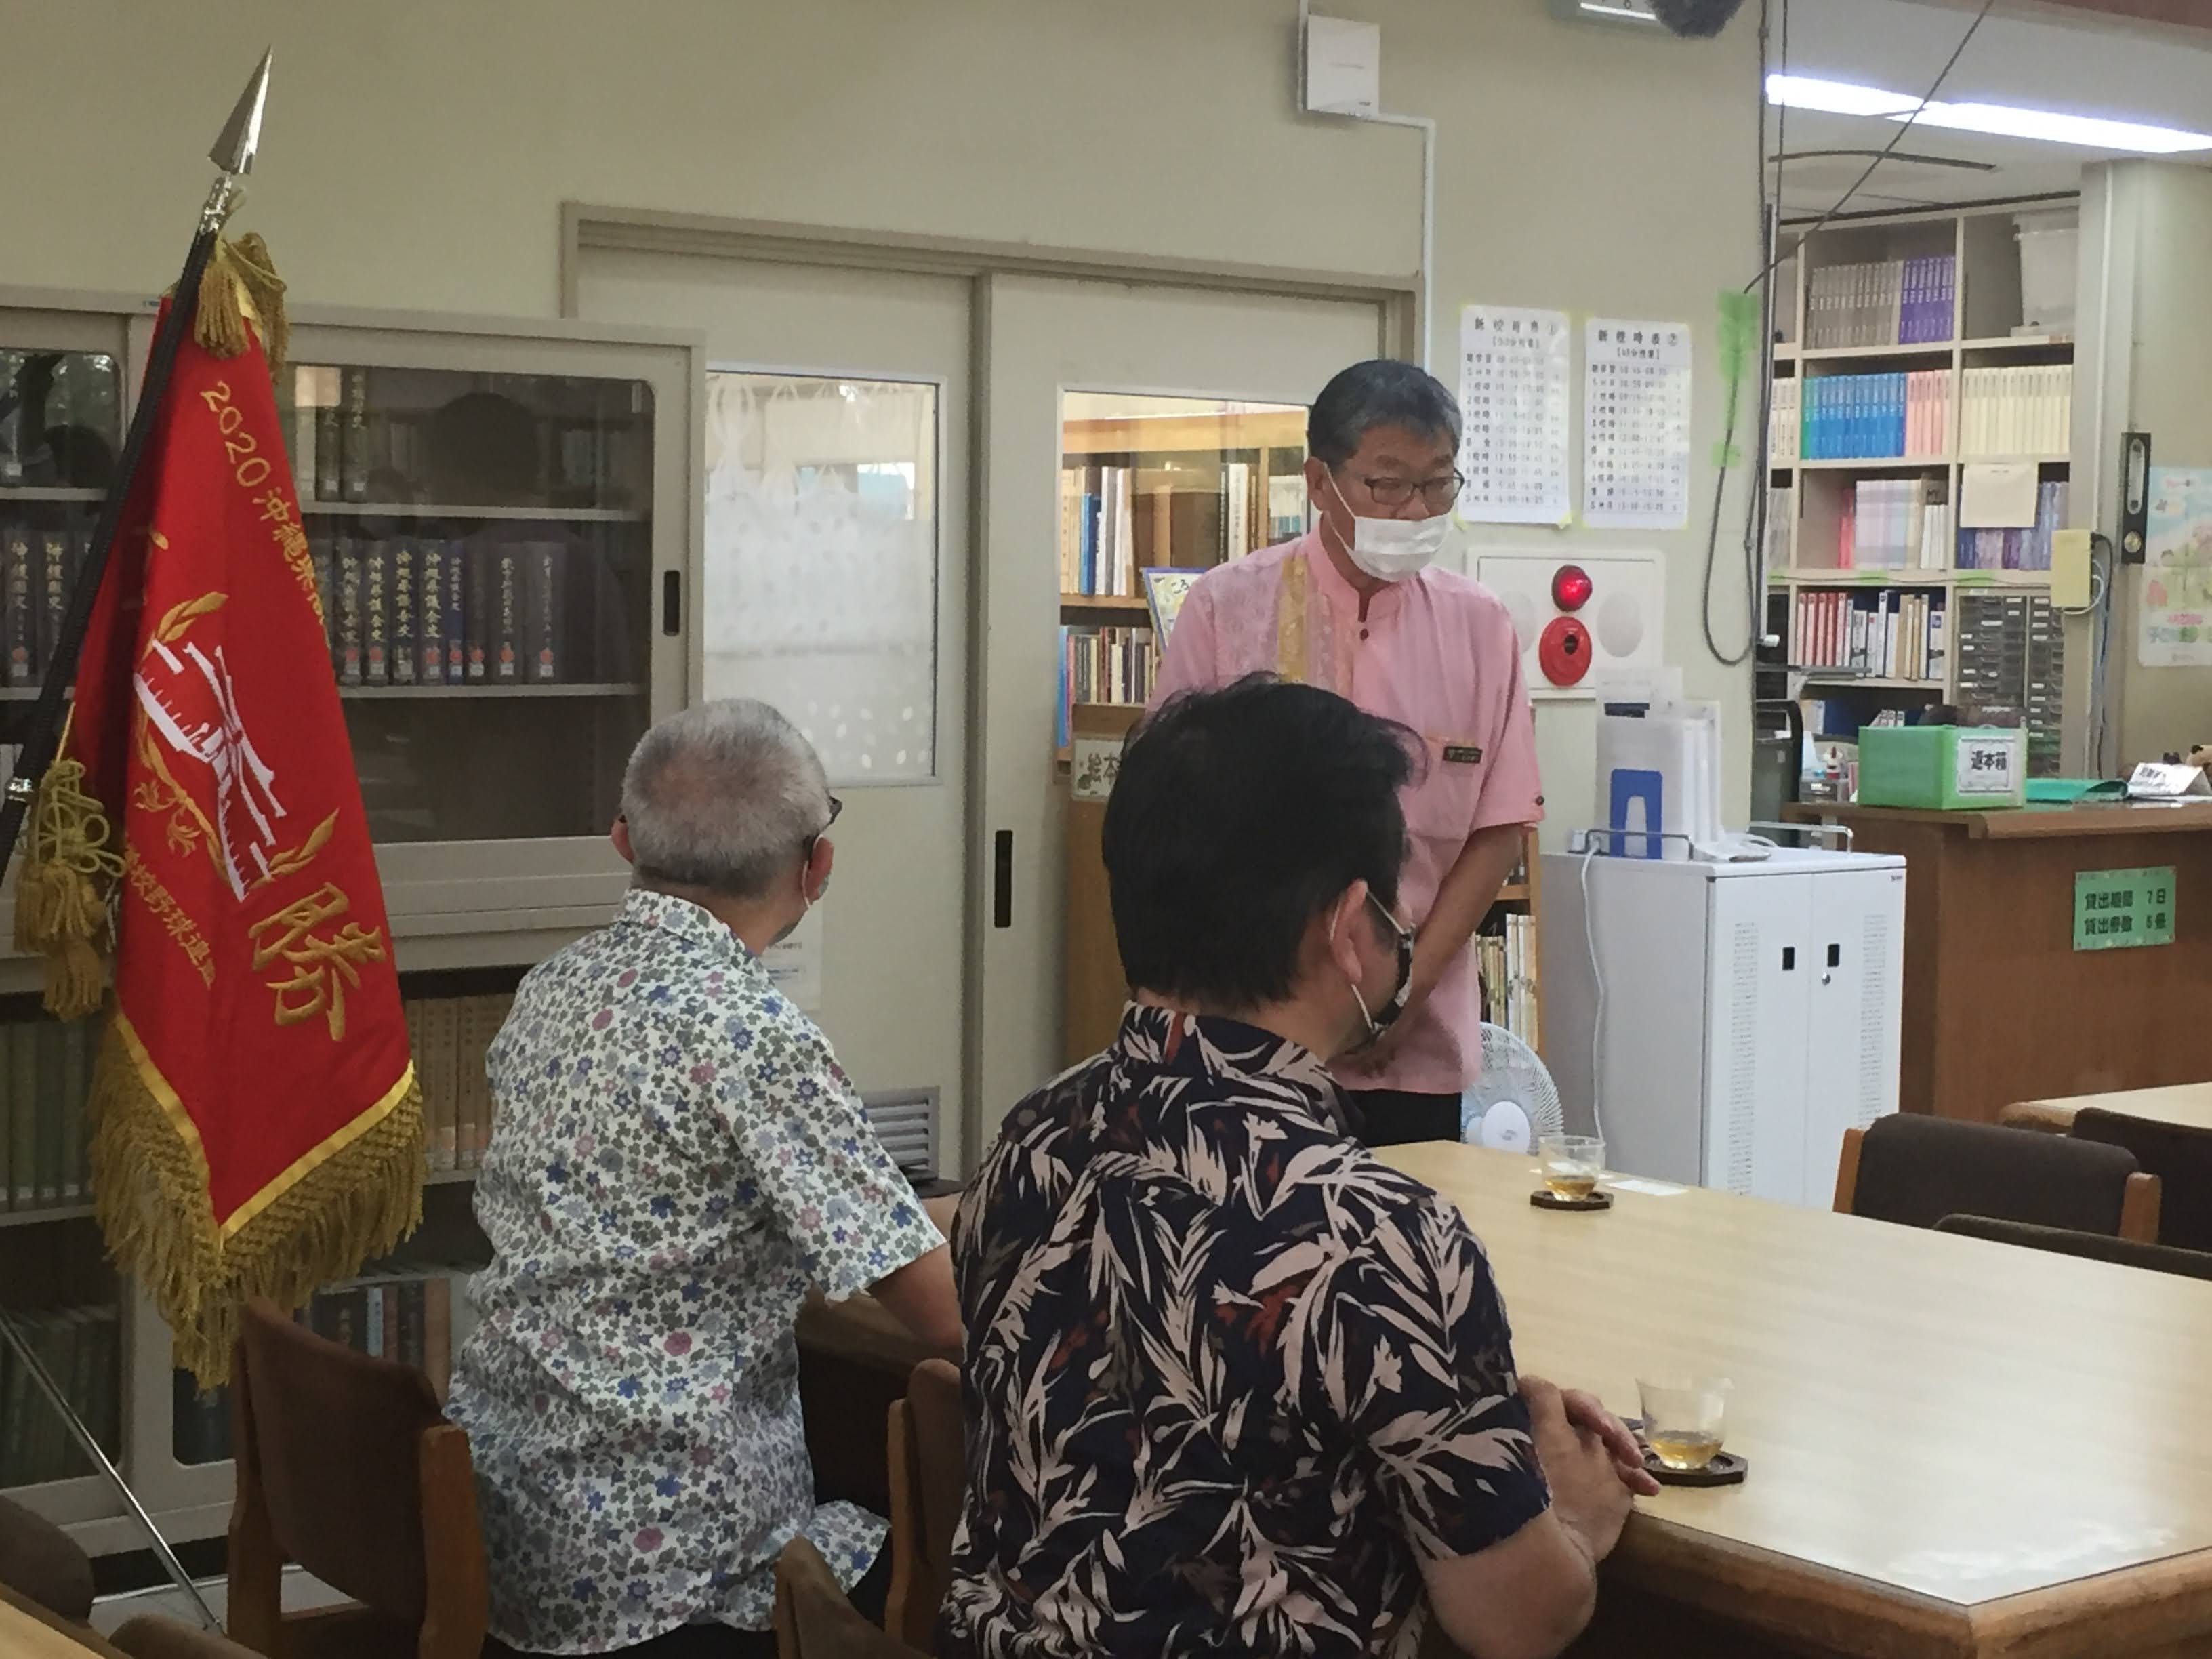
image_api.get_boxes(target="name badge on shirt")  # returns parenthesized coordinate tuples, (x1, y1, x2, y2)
(1443, 744, 1484, 765)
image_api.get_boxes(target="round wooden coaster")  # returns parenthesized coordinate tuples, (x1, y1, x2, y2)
(1644, 1450, 1748, 1486)
(1622, 1420, 1747, 1486)
(1530, 1188, 1613, 1212)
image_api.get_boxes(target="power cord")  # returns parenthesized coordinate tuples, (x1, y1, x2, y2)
(1579, 837, 1609, 1146)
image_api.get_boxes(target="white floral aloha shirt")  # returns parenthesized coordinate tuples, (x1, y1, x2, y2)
(447, 889, 942, 1654)
(943, 1007, 1549, 1659)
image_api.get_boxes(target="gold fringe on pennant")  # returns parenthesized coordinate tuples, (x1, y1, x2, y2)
(89, 1016, 424, 1387)
(191, 232, 289, 375)
(14, 756, 122, 1021)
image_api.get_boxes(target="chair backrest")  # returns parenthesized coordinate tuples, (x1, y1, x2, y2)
(884, 1357, 964, 1649)
(1835, 1115, 2158, 1240)
(230, 1297, 486, 1656)
(0, 1494, 94, 1626)
(2070, 1108, 2212, 1253)
(1935, 1213, 2212, 1280)
(774, 1536, 924, 1659)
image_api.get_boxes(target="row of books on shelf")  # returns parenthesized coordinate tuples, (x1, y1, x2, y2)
(0, 1017, 100, 1214)
(1805, 255, 1957, 349)
(0, 523, 93, 689)
(1790, 589, 1947, 681)
(1958, 367, 2072, 458)
(1055, 626, 1156, 743)
(0, 1305, 120, 1488)
(1841, 478, 1951, 571)
(1796, 372, 1950, 462)
(283, 366, 647, 508)
(1765, 485, 1795, 570)
(1476, 915, 1538, 1053)
(1057, 462, 1301, 597)
(173, 1261, 484, 1466)
(312, 534, 578, 689)
(1957, 482, 2069, 573)
(404, 993, 512, 1173)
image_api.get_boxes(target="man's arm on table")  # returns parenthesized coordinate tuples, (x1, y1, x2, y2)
(1420, 1378, 1645, 1659)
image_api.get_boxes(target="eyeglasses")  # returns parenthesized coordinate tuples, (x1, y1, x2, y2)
(1368, 892, 1415, 1017)
(1349, 471, 1465, 512)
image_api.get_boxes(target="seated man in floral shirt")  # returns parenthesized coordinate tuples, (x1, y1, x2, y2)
(944, 676, 1656, 1659)
(448, 699, 961, 1658)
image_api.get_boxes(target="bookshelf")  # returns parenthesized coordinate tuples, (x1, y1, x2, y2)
(1765, 200, 2076, 776)
(0, 291, 702, 1559)
(1054, 396, 1309, 750)
(1061, 701, 1546, 1067)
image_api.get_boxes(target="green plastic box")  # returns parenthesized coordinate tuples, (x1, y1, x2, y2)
(1858, 725, 2026, 810)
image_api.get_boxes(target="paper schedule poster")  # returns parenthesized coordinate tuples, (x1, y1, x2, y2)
(1457, 304, 1572, 526)
(2140, 466, 2212, 668)
(1584, 319, 1693, 531)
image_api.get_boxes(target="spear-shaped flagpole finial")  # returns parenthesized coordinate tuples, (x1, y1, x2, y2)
(200, 47, 271, 230)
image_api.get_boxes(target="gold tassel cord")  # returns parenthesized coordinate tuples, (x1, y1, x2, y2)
(191, 232, 289, 375)
(89, 1017, 426, 1387)
(14, 758, 123, 1021)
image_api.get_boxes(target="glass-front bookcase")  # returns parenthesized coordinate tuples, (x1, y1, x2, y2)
(0, 290, 699, 1555)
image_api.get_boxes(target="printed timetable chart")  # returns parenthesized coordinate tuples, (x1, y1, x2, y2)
(1457, 304, 1572, 526)
(1584, 318, 1692, 531)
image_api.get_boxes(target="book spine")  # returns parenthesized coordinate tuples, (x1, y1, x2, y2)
(31, 1019, 60, 1205)
(361, 540, 390, 686)
(466, 547, 493, 682)
(400, 1278, 427, 1370)
(57, 1019, 87, 1203)
(429, 997, 458, 1172)
(342, 368, 371, 502)
(493, 548, 521, 683)
(525, 542, 563, 682)
(3, 526, 35, 688)
(389, 539, 418, 687)
(311, 534, 336, 663)
(442, 539, 467, 683)
(335, 537, 364, 686)
(290, 365, 319, 500)
(316, 382, 342, 502)
(37, 529, 68, 677)
(417, 539, 447, 684)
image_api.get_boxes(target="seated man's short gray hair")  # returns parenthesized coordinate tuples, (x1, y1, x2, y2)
(621, 700, 833, 899)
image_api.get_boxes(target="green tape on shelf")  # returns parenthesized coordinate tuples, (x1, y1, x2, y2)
(1716, 289, 1761, 386)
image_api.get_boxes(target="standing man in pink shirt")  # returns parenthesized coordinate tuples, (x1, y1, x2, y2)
(1149, 359, 1540, 1146)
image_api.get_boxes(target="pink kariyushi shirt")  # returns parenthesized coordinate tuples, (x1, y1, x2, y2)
(1149, 530, 1542, 1096)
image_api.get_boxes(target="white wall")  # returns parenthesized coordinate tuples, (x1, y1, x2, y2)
(1, 0, 1761, 836)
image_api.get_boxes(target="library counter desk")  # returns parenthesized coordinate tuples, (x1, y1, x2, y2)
(1784, 800, 2212, 1123)
(1385, 1141, 2212, 1659)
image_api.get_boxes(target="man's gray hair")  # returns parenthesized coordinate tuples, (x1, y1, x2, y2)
(621, 700, 832, 899)
(1307, 359, 1462, 467)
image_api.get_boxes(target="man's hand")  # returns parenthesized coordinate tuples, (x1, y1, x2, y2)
(1523, 1376, 1638, 1567)
(1560, 1387, 1661, 1496)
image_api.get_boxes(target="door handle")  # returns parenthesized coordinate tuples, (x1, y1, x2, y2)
(993, 830, 1013, 929)
(661, 570, 682, 637)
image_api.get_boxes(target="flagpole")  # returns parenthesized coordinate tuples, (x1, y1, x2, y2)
(0, 51, 272, 1636)
(0, 48, 270, 874)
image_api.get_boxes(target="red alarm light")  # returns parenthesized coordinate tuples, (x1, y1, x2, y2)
(1551, 564, 1595, 612)
(1538, 615, 1591, 687)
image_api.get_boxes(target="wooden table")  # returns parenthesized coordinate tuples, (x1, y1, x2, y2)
(1784, 801, 2212, 1122)
(1383, 1141, 2212, 1659)
(2002, 1082, 2212, 1136)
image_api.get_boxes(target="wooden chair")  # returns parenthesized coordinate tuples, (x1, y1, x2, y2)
(226, 1298, 487, 1659)
(883, 1358, 963, 1650)
(1934, 1213, 2212, 1279)
(0, 1493, 264, 1659)
(774, 1536, 924, 1659)
(1834, 1116, 2160, 1242)
(2068, 1107, 2212, 1254)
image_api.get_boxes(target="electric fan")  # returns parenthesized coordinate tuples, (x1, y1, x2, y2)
(1460, 1024, 1567, 1153)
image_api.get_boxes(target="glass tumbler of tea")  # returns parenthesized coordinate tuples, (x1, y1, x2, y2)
(1536, 1134, 1604, 1199)
(1637, 1376, 1731, 1471)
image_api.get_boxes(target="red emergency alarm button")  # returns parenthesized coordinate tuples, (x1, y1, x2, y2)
(1538, 615, 1591, 686)
(1551, 563, 1594, 612)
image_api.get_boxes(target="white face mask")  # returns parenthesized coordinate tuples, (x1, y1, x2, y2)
(1324, 472, 1450, 582)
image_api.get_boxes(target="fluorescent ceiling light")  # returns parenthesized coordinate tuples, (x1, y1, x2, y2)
(1578, 3, 1660, 20)
(1766, 75, 1921, 119)
(1766, 73, 2212, 155)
